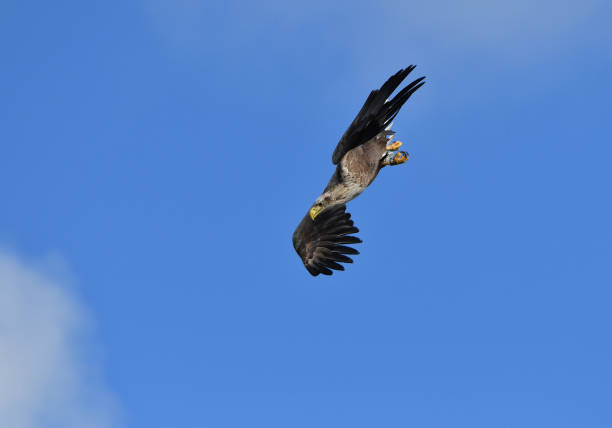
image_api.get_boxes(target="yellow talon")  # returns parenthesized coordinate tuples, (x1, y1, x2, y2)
(382, 150, 409, 166)
(386, 141, 403, 151)
(392, 151, 409, 164)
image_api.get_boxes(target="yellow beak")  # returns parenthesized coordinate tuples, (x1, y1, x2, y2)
(309, 205, 323, 220)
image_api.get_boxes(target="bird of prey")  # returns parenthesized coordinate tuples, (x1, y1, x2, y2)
(292, 66, 425, 276)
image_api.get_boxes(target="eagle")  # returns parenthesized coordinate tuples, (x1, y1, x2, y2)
(292, 66, 425, 276)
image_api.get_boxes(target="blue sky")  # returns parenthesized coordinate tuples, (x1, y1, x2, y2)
(1, 1, 611, 427)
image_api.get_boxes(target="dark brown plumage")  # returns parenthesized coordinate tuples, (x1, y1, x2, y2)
(293, 66, 425, 276)
(292, 204, 361, 276)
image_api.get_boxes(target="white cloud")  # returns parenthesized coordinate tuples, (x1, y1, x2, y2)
(388, 0, 606, 58)
(0, 251, 119, 428)
(142, 0, 607, 61)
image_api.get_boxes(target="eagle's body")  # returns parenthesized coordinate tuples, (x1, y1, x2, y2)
(322, 132, 390, 205)
(293, 66, 425, 276)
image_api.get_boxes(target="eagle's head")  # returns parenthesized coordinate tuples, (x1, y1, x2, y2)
(309, 194, 333, 220)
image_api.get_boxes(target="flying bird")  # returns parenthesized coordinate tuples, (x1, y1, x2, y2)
(292, 66, 425, 276)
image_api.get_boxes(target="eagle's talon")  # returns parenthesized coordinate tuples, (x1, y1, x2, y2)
(381, 150, 409, 166)
(386, 141, 403, 151)
(392, 151, 409, 165)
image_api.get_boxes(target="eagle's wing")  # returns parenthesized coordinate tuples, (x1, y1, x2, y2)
(292, 204, 362, 276)
(331, 66, 425, 165)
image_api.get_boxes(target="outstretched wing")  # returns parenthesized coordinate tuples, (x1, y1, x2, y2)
(331, 66, 425, 165)
(292, 204, 362, 276)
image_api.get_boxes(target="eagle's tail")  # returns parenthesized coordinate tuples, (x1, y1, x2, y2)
(332, 66, 425, 165)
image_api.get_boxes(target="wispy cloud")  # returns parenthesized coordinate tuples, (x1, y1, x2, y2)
(0, 251, 119, 428)
(142, 0, 607, 61)
(403, 0, 602, 45)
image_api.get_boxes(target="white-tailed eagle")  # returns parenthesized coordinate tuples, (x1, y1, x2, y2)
(293, 66, 425, 276)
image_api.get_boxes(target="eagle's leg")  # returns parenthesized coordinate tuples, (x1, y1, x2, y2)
(382, 151, 409, 166)
(386, 141, 402, 151)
